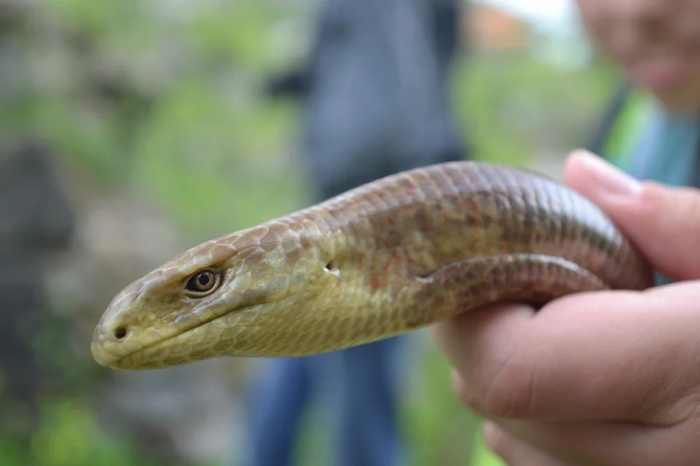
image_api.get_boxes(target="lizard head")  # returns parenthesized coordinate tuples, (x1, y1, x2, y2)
(91, 220, 341, 370)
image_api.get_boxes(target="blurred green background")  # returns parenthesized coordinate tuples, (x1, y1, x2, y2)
(0, 0, 635, 465)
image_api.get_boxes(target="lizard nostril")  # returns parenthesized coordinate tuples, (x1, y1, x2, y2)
(114, 326, 128, 340)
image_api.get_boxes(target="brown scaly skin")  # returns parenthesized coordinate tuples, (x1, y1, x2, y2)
(91, 161, 654, 370)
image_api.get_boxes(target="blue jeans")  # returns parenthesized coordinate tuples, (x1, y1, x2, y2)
(242, 336, 407, 466)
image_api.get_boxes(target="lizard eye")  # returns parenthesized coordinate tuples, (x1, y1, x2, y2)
(185, 269, 221, 296)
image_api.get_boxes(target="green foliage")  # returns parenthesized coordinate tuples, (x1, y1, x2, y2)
(50, 0, 145, 37)
(133, 80, 304, 235)
(189, 2, 297, 72)
(453, 54, 616, 166)
(470, 434, 507, 466)
(0, 397, 169, 466)
(30, 96, 130, 186)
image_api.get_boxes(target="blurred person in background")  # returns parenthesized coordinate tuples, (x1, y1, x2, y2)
(241, 0, 469, 465)
(435, 0, 700, 464)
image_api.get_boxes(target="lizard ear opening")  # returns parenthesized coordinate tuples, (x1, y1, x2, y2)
(324, 260, 340, 276)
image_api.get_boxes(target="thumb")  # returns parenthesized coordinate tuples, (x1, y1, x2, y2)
(563, 150, 700, 281)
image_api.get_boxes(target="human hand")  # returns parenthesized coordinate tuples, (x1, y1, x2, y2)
(432, 150, 700, 465)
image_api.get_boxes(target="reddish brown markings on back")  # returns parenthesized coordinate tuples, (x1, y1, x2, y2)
(413, 207, 433, 232)
(458, 195, 492, 228)
(385, 214, 396, 228)
(369, 270, 382, 291)
(376, 229, 403, 250)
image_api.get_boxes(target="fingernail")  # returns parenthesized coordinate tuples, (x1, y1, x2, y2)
(574, 150, 642, 196)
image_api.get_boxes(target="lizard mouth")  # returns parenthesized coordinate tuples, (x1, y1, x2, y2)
(91, 310, 232, 370)
(91, 299, 274, 370)
(91, 341, 127, 368)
